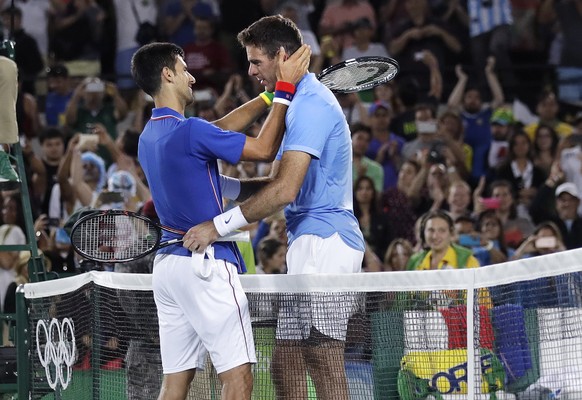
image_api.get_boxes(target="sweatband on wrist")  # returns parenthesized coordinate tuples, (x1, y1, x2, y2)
(275, 81, 296, 94)
(219, 174, 241, 200)
(259, 91, 274, 107)
(273, 96, 292, 106)
(213, 206, 249, 237)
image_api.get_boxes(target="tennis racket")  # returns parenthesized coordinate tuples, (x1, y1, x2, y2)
(317, 56, 399, 93)
(71, 210, 250, 263)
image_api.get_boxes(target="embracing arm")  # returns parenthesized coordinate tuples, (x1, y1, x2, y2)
(183, 151, 310, 251)
(239, 152, 309, 220)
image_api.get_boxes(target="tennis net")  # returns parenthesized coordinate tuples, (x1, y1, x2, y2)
(18, 248, 582, 399)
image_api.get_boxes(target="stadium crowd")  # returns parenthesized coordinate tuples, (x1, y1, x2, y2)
(0, 0, 582, 311)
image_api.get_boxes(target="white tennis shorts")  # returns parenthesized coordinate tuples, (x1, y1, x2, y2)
(276, 233, 364, 341)
(152, 253, 256, 375)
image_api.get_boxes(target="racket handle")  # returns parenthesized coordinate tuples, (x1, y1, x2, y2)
(217, 231, 250, 243)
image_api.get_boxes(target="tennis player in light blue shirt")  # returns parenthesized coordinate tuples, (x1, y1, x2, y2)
(277, 72, 365, 252)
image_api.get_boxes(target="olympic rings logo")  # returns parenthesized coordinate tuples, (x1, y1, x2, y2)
(36, 318, 77, 390)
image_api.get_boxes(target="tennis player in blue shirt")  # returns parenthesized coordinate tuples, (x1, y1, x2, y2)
(131, 41, 310, 400)
(183, 16, 366, 400)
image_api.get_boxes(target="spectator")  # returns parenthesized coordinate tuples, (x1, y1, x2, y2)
(488, 107, 514, 171)
(447, 57, 505, 185)
(532, 123, 560, 175)
(529, 179, 582, 250)
(476, 179, 534, 249)
(353, 175, 393, 262)
(493, 130, 547, 214)
(523, 89, 573, 140)
(383, 238, 413, 272)
(477, 208, 512, 258)
(389, 0, 460, 95)
(48, 0, 105, 76)
(38, 128, 65, 216)
(1, 5, 43, 95)
(447, 180, 472, 222)
(16, 74, 41, 140)
(183, 14, 234, 93)
(64, 77, 128, 166)
(44, 64, 73, 128)
(406, 209, 480, 271)
(365, 100, 404, 190)
(318, 0, 377, 53)
(351, 122, 384, 193)
(381, 159, 420, 244)
(340, 17, 389, 61)
(467, 0, 515, 98)
(559, 133, 582, 215)
(511, 221, 567, 260)
(255, 238, 286, 274)
(401, 103, 439, 161)
(162, 0, 216, 48)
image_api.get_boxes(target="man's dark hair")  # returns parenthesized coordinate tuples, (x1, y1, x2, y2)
(39, 127, 65, 144)
(131, 42, 184, 96)
(237, 15, 302, 59)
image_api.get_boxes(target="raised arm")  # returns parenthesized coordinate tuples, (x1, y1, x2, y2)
(485, 57, 504, 109)
(447, 64, 468, 110)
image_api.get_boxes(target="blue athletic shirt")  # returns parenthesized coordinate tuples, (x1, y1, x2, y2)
(138, 107, 247, 272)
(276, 73, 365, 252)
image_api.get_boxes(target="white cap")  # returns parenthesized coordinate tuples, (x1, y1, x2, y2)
(555, 182, 580, 199)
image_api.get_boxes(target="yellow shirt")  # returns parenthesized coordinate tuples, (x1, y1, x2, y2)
(415, 246, 480, 271)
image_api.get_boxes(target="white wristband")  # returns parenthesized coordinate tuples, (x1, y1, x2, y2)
(213, 206, 249, 237)
(273, 97, 291, 106)
(219, 175, 241, 200)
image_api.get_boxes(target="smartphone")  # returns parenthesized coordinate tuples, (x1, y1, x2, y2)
(481, 197, 501, 209)
(458, 234, 481, 248)
(535, 236, 556, 249)
(48, 217, 61, 227)
(78, 134, 99, 150)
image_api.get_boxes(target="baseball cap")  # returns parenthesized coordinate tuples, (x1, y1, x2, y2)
(555, 182, 580, 199)
(491, 108, 514, 126)
(369, 100, 391, 116)
(46, 64, 69, 78)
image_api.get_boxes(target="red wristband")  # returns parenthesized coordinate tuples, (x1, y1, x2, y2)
(275, 81, 296, 94)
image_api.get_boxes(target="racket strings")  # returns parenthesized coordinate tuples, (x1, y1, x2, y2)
(73, 214, 160, 261)
(320, 60, 398, 93)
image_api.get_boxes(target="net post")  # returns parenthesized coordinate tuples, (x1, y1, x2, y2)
(466, 270, 476, 400)
(16, 284, 30, 397)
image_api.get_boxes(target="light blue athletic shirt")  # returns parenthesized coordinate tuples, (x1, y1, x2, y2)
(138, 107, 247, 271)
(276, 73, 365, 252)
